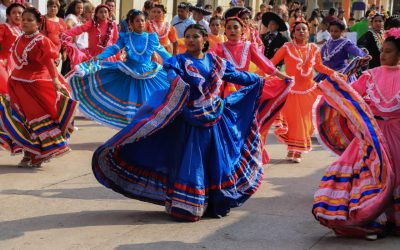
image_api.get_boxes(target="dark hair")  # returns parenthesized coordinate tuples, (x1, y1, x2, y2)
(105, 0, 115, 3)
(209, 16, 222, 25)
(184, 24, 209, 52)
(308, 10, 318, 22)
(47, 0, 60, 8)
(23, 7, 42, 23)
(384, 15, 400, 30)
(290, 21, 309, 37)
(224, 17, 244, 28)
(215, 6, 223, 13)
(143, 0, 153, 10)
(329, 20, 346, 31)
(94, 4, 110, 20)
(128, 9, 144, 23)
(65, 0, 83, 16)
(6, 3, 25, 16)
(385, 36, 400, 52)
(329, 7, 336, 15)
(152, 4, 166, 14)
(205, 4, 212, 9)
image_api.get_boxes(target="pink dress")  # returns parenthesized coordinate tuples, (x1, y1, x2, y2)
(62, 19, 118, 66)
(312, 66, 400, 237)
(211, 40, 277, 97)
(211, 40, 293, 164)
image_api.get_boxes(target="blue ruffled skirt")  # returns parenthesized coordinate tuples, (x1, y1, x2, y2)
(92, 77, 266, 221)
(68, 60, 169, 129)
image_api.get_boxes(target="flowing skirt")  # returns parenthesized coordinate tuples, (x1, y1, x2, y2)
(0, 76, 77, 164)
(68, 60, 169, 129)
(92, 75, 287, 221)
(312, 75, 396, 237)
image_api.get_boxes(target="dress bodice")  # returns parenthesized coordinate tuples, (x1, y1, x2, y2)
(0, 23, 22, 59)
(321, 38, 366, 70)
(352, 66, 400, 118)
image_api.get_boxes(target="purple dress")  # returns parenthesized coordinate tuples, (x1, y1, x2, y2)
(314, 37, 366, 82)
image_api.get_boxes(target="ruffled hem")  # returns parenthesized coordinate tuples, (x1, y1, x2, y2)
(68, 60, 169, 129)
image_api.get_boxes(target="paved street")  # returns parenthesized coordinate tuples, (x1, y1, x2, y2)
(0, 118, 399, 250)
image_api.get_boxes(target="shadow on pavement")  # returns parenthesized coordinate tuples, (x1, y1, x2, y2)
(0, 187, 125, 201)
(0, 210, 170, 241)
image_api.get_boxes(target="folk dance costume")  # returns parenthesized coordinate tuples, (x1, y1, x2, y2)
(357, 29, 384, 69)
(211, 40, 278, 97)
(314, 37, 366, 83)
(92, 52, 288, 221)
(146, 20, 177, 55)
(208, 33, 225, 50)
(40, 16, 67, 53)
(0, 32, 77, 162)
(271, 41, 335, 153)
(68, 32, 171, 129)
(62, 18, 118, 68)
(212, 40, 293, 163)
(312, 65, 400, 237)
(0, 23, 22, 94)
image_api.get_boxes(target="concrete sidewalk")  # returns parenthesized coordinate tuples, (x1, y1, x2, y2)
(0, 119, 398, 250)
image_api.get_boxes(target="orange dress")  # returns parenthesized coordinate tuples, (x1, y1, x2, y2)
(146, 20, 177, 54)
(271, 41, 334, 152)
(208, 33, 225, 50)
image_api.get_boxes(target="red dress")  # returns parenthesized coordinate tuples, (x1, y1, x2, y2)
(0, 23, 22, 94)
(40, 16, 67, 52)
(0, 32, 77, 163)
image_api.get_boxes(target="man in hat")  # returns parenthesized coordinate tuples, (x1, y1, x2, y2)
(171, 2, 195, 38)
(190, 4, 212, 33)
(260, 12, 288, 69)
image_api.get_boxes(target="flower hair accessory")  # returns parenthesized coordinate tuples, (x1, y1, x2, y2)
(368, 10, 388, 20)
(290, 17, 308, 33)
(385, 27, 400, 39)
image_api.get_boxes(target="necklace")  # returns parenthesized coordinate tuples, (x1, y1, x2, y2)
(222, 41, 250, 70)
(150, 21, 169, 39)
(129, 32, 148, 56)
(370, 29, 383, 51)
(323, 38, 348, 62)
(24, 30, 39, 38)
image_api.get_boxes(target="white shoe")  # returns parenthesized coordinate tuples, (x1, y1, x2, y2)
(365, 234, 378, 241)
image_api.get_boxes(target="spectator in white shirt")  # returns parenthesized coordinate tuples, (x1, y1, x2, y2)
(0, 0, 14, 23)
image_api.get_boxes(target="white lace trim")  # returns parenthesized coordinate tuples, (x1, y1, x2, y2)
(366, 70, 400, 112)
(129, 33, 148, 56)
(10, 76, 52, 83)
(221, 41, 250, 70)
(290, 82, 317, 94)
(284, 42, 316, 77)
(12, 34, 43, 70)
(322, 38, 348, 62)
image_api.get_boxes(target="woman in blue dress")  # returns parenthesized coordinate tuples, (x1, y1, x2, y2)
(92, 24, 291, 221)
(314, 20, 368, 83)
(68, 10, 171, 129)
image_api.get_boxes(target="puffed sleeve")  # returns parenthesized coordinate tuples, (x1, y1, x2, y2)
(345, 40, 366, 57)
(271, 44, 287, 66)
(221, 57, 261, 86)
(63, 19, 92, 37)
(0, 24, 6, 44)
(97, 32, 126, 60)
(350, 71, 370, 96)
(111, 21, 118, 44)
(152, 33, 171, 61)
(168, 25, 178, 43)
(249, 43, 277, 75)
(163, 55, 183, 81)
(314, 46, 335, 75)
(37, 37, 59, 78)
